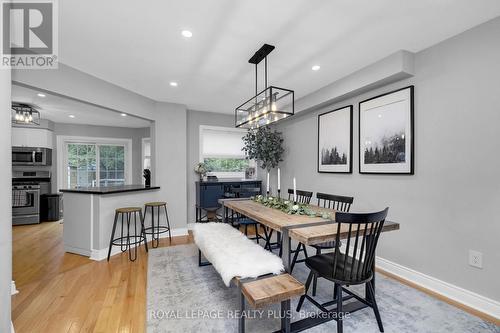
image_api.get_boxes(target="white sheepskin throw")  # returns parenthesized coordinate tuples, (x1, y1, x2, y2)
(193, 222, 284, 286)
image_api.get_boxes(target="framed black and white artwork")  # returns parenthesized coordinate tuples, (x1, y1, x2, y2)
(317, 105, 353, 173)
(359, 86, 414, 174)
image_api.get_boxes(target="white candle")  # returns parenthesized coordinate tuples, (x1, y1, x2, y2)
(266, 172, 270, 193)
(277, 168, 281, 191)
(293, 177, 297, 202)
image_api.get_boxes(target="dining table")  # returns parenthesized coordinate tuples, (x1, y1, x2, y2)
(219, 197, 400, 333)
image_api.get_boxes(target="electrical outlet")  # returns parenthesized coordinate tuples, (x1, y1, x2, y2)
(469, 250, 483, 269)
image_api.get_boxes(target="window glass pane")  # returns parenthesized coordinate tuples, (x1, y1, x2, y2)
(143, 157, 151, 170)
(144, 141, 151, 157)
(67, 143, 97, 188)
(99, 145, 125, 186)
(203, 158, 249, 172)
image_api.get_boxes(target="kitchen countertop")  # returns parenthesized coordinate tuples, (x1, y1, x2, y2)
(59, 185, 160, 195)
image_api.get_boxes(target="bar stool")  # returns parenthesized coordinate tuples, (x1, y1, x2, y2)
(144, 201, 172, 248)
(107, 207, 148, 262)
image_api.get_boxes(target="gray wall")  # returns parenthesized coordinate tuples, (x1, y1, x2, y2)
(152, 102, 188, 230)
(52, 123, 150, 191)
(186, 110, 235, 223)
(274, 17, 500, 301)
(13, 65, 189, 231)
(0, 69, 12, 332)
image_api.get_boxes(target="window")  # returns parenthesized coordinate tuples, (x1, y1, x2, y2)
(67, 143, 96, 187)
(98, 145, 125, 186)
(58, 136, 132, 189)
(142, 138, 151, 185)
(142, 138, 151, 170)
(199, 125, 252, 178)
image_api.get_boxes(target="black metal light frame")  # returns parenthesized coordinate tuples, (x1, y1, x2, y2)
(11, 102, 41, 125)
(235, 44, 294, 129)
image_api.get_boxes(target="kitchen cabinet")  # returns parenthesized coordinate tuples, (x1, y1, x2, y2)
(12, 127, 54, 149)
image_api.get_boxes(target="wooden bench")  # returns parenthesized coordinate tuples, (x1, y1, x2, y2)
(193, 222, 304, 332)
(240, 274, 304, 309)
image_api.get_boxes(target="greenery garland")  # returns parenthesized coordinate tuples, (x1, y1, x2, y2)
(252, 195, 333, 219)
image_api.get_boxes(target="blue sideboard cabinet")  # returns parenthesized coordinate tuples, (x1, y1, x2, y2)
(195, 179, 262, 222)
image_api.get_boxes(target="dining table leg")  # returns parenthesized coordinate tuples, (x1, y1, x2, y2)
(280, 228, 292, 332)
(281, 228, 291, 272)
(224, 206, 227, 223)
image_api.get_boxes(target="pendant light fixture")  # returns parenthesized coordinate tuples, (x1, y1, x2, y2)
(11, 102, 41, 125)
(235, 44, 294, 129)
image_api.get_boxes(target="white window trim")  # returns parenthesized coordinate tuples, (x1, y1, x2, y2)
(199, 125, 253, 179)
(56, 135, 133, 190)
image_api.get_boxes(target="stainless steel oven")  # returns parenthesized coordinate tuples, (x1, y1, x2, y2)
(12, 170, 51, 225)
(12, 147, 52, 166)
(12, 184, 40, 225)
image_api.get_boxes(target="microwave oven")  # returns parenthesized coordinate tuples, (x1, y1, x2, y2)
(12, 147, 52, 166)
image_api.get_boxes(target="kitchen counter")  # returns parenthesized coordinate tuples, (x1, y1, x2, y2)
(61, 185, 161, 260)
(60, 184, 160, 194)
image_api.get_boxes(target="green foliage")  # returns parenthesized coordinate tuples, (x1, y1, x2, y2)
(253, 195, 333, 219)
(203, 158, 249, 172)
(242, 127, 284, 171)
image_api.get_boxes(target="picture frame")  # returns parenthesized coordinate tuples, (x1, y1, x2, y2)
(359, 86, 414, 174)
(317, 105, 353, 173)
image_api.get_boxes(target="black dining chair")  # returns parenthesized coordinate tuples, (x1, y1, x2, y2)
(291, 193, 354, 293)
(296, 208, 389, 333)
(228, 186, 263, 244)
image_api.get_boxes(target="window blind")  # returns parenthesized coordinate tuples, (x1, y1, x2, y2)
(201, 128, 245, 158)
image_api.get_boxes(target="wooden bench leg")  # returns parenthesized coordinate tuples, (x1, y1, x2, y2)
(239, 290, 245, 333)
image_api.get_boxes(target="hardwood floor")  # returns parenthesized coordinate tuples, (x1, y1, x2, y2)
(12, 222, 192, 333)
(12, 222, 498, 332)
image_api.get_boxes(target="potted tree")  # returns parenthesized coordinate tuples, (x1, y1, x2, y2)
(242, 127, 284, 171)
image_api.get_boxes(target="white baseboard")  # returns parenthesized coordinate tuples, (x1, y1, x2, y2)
(90, 227, 189, 261)
(65, 245, 92, 257)
(11, 280, 18, 295)
(376, 256, 500, 320)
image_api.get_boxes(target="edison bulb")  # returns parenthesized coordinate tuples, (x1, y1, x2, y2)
(271, 103, 277, 112)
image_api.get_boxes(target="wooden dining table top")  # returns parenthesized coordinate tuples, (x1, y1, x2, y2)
(222, 198, 400, 245)
(223, 199, 334, 231)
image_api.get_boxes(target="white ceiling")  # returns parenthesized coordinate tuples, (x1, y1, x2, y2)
(59, 0, 500, 114)
(11, 85, 152, 128)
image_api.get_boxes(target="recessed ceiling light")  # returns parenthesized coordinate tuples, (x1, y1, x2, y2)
(68, 115, 75, 118)
(120, 113, 127, 117)
(170, 81, 178, 87)
(312, 65, 321, 71)
(37, 93, 46, 97)
(181, 30, 193, 38)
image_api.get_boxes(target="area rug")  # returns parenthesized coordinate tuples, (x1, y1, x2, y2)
(147, 244, 499, 333)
